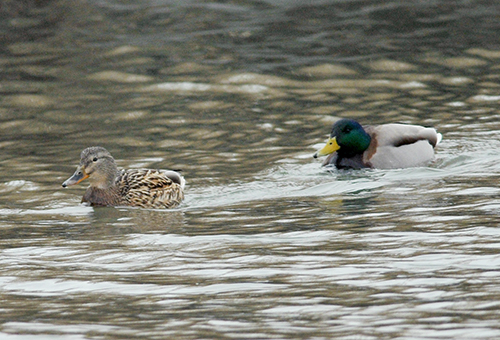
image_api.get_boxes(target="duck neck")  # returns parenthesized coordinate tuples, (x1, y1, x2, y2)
(89, 166, 120, 190)
(339, 132, 371, 157)
(83, 186, 122, 206)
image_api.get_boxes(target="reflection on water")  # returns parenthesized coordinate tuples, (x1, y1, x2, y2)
(2, 0, 500, 339)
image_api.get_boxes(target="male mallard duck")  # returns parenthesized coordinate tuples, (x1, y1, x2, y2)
(313, 119, 442, 169)
(62, 146, 185, 209)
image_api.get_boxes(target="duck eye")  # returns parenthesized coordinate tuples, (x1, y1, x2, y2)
(93, 157, 98, 162)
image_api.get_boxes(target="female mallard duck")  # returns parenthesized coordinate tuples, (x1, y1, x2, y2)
(62, 146, 185, 209)
(314, 119, 442, 169)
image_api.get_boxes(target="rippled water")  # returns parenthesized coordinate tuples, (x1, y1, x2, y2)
(2, 0, 500, 339)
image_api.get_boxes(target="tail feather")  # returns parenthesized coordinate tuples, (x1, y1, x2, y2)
(436, 133, 443, 147)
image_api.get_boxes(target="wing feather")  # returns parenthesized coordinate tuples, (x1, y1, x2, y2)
(365, 124, 440, 169)
(117, 169, 185, 208)
(367, 124, 440, 148)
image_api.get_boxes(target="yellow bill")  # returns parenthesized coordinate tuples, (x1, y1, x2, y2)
(313, 137, 340, 158)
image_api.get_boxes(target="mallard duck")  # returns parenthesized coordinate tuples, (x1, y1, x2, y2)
(313, 118, 442, 169)
(62, 146, 185, 209)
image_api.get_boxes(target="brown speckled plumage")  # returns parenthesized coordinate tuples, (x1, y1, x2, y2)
(62, 146, 185, 209)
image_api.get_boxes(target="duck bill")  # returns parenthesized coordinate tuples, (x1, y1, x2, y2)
(314, 137, 340, 158)
(62, 166, 89, 187)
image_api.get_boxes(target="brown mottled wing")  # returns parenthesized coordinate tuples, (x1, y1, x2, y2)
(117, 169, 184, 209)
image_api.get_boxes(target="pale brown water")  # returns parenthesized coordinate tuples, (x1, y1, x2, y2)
(2, 1, 500, 339)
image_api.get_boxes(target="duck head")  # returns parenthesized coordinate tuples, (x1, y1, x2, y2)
(62, 146, 118, 189)
(314, 119, 372, 158)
